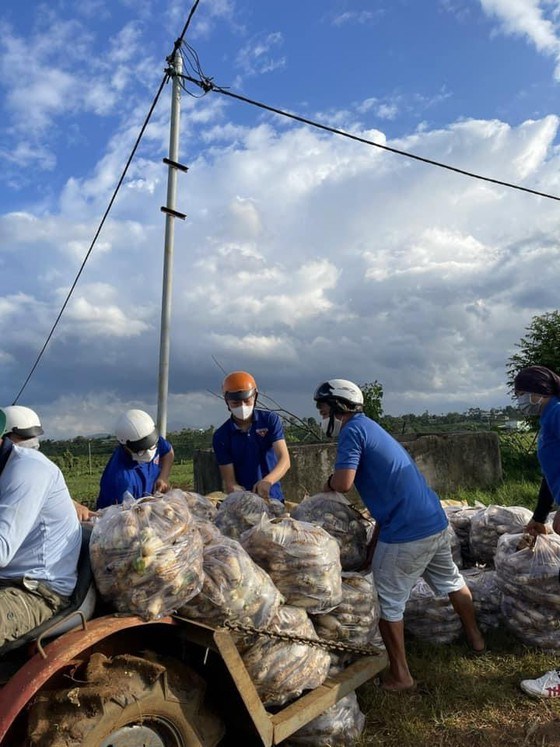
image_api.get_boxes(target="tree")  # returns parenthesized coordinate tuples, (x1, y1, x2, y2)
(360, 381, 383, 422)
(506, 311, 560, 393)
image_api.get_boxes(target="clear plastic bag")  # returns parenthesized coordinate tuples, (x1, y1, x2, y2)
(90, 492, 203, 620)
(290, 492, 370, 571)
(241, 515, 343, 614)
(177, 534, 284, 628)
(284, 691, 366, 746)
(214, 490, 285, 540)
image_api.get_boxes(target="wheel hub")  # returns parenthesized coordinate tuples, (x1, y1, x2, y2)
(100, 718, 184, 747)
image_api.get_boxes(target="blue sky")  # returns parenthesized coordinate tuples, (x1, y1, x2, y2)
(2, 0, 560, 437)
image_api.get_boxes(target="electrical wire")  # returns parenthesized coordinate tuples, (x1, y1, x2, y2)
(12, 1, 202, 405)
(179, 73, 560, 203)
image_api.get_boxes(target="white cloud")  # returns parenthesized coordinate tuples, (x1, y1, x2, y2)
(480, 0, 560, 79)
(236, 32, 286, 75)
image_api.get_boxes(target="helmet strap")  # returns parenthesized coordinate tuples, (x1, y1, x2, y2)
(326, 412, 336, 438)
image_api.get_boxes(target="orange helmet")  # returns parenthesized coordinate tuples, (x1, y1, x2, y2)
(222, 371, 258, 402)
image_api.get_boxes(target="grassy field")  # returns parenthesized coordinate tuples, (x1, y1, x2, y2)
(59, 457, 560, 746)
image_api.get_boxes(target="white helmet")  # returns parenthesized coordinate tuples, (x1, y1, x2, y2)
(114, 409, 158, 452)
(313, 379, 364, 412)
(2, 406, 44, 439)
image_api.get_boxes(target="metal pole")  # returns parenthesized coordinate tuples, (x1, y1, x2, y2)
(157, 51, 183, 437)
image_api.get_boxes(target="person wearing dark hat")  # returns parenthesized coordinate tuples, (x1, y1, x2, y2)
(96, 409, 174, 510)
(513, 365, 560, 699)
(513, 365, 560, 538)
(0, 408, 81, 646)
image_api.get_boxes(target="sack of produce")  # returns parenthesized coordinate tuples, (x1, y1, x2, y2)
(447, 525, 463, 569)
(461, 567, 502, 629)
(445, 505, 484, 567)
(469, 505, 533, 566)
(284, 691, 366, 746)
(214, 490, 285, 540)
(90, 493, 203, 620)
(501, 592, 560, 651)
(312, 571, 380, 665)
(494, 532, 560, 606)
(177, 535, 283, 628)
(240, 605, 331, 707)
(290, 492, 370, 571)
(165, 488, 218, 522)
(404, 578, 462, 644)
(241, 516, 343, 614)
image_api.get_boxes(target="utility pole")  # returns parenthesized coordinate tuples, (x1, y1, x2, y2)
(157, 49, 187, 436)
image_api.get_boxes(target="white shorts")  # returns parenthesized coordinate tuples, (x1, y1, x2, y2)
(372, 528, 465, 622)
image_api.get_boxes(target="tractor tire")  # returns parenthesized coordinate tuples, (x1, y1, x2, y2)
(27, 651, 225, 747)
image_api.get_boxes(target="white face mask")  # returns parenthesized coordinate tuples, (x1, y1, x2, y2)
(516, 392, 545, 417)
(131, 445, 157, 463)
(320, 416, 342, 438)
(16, 437, 40, 450)
(230, 404, 254, 421)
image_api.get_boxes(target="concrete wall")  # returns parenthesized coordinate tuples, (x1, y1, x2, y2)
(193, 430, 503, 503)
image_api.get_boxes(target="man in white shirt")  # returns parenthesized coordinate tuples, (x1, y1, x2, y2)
(0, 409, 81, 646)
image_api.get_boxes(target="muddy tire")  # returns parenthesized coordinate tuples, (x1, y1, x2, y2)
(27, 652, 225, 747)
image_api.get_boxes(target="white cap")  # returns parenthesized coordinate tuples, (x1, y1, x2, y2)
(2, 406, 44, 438)
(114, 409, 158, 452)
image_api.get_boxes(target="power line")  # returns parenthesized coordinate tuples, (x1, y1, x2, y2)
(12, 1, 202, 405)
(179, 72, 560, 203)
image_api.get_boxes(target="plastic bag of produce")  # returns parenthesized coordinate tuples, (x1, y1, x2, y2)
(494, 532, 560, 606)
(90, 492, 203, 620)
(284, 691, 366, 746)
(312, 571, 380, 666)
(177, 534, 283, 627)
(445, 505, 484, 567)
(404, 578, 462, 644)
(240, 605, 331, 707)
(290, 492, 370, 571)
(165, 488, 218, 522)
(241, 515, 343, 614)
(501, 592, 560, 651)
(214, 490, 285, 540)
(461, 567, 502, 630)
(469, 505, 533, 566)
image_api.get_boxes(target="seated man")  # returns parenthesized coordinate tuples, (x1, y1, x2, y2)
(0, 409, 81, 647)
(2, 405, 96, 522)
(96, 409, 174, 510)
(212, 371, 290, 501)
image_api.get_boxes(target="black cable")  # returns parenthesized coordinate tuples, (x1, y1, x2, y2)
(13, 1, 202, 404)
(180, 73, 560, 203)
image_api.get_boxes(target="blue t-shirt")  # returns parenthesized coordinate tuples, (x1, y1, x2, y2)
(96, 436, 172, 509)
(335, 413, 447, 543)
(537, 396, 560, 502)
(212, 410, 286, 501)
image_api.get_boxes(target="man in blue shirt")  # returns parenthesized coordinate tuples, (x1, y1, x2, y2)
(314, 379, 484, 691)
(96, 409, 174, 510)
(0, 409, 81, 646)
(212, 371, 290, 501)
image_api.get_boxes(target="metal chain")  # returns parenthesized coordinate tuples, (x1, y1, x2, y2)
(223, 619, 383, 656)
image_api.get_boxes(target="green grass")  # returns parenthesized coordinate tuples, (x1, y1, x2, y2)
(356, 629, 560, 746)
(451, 478, 541, 509)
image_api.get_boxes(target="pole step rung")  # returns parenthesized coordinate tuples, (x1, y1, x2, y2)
(163, 157, 189, 172)
(160, 206, 187, 220)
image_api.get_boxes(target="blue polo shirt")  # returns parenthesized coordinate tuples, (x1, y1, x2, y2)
(212, 410, 286, 501)
(96, 436, 172, 509)
(335, 413, 447, 544)
(537, 396, 560, 502)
